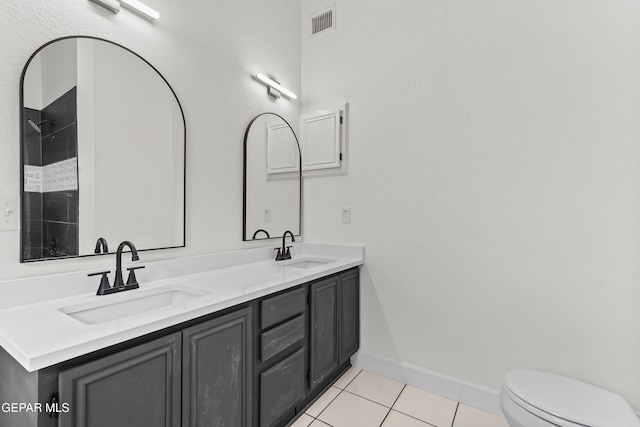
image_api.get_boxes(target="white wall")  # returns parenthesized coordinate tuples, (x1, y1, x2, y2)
(23, 39, 78, 111)
(77, 38, 97, 253)
(40, 38, 77, 109)
(301, 0, 640, 408)
(0, 0, 301, 277)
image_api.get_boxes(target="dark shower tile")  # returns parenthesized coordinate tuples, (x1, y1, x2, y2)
(41, 87, 76, 138)
(43, 221, 78, 257)
(42, 125, 77, 165)
(22, 192, 43, 249)
(22, 220, 43, 260)
(43, 192, 67, 222)
(22, 246, 43, 261)
(23, 108, 42, 166)
(43, 191, 78, 223)
(68, 191, 79, 223)
(22, 191, 42, 216)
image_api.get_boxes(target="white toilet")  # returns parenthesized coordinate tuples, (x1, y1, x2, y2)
(500, 370, 640, 427)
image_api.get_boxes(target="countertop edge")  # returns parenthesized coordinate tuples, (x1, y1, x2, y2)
(0, 254, 363, 372)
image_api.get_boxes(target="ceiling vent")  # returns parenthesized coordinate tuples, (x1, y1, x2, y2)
(310, 4, 336, 37)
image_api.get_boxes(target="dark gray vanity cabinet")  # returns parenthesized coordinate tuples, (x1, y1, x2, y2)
(255, 267, 360, 426)
(57, 307, 253, 427)
(58, 332, 182, 427)
(309, 268, 360, 390)
(256, 287, 307, 427)
(182, 308, 253, 427)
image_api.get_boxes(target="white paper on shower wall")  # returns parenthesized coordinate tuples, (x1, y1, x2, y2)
(42, 158, 78, 192)
(23, 158, 78, 193)
(23, 165, 43, 193)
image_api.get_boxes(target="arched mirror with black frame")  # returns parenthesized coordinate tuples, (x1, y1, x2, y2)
(243, 112, 301, 241)
(20, 36, 186, 262)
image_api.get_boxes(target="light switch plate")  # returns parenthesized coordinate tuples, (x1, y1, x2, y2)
(0, 197, 19, 231)
(341, 207, 351, 224)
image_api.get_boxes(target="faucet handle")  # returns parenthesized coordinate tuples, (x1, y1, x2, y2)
(89, 270, 112, 295)
(274, 247, 285, 261)
(126, 266, 145, 288)
(284, 246, 292, 259)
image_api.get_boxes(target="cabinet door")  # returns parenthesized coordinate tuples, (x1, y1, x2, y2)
(182, 307, 253, 427)
(58, 332, 181, 427)
(309, 276, 339, 389)
(339, 269, 360, 365)
(259, 348, 305, 427)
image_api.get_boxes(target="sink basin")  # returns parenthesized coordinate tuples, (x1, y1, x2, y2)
(59, 285, 210, 325)
(283, 258, 335, 269)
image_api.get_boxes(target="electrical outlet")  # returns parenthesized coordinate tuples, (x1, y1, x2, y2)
(0, 197, 19, 231)
(264, 208, 271, 223)
(341, 207, 351, 224)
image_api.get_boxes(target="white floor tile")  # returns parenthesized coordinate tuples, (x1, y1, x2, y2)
(382, 410, 432, 427)
(453, 404, 509, 427)
(318, 389, 390, 427)
(305, 386, 342, 418)
(302, 369, 506, 427)
(333, 366, 362, 389)
(290, 413, 315, 427)
(345, 370, 405, 407)
(392, 385, 458, 427)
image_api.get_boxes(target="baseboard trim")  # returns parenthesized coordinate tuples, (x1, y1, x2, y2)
(351, 351, 503, 416)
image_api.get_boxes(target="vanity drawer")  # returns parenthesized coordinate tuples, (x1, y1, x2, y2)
(261, 286, 306, 329)
(261, 314, 305, 362)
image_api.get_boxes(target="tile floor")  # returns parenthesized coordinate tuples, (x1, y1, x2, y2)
(290, 368, 509, 427)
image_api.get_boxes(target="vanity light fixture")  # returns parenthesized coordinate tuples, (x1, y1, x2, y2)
(89, 0, 120, 14)
(88, 0, 159, 20)
(255, 73, 298, 100)
(120, 0, 160, 20)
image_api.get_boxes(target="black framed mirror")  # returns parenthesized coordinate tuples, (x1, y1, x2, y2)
(243, 113, 301, 241)
(20, 36, 186, 262)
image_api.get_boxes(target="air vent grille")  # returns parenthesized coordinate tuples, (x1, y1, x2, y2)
(310, 4, 336, 36)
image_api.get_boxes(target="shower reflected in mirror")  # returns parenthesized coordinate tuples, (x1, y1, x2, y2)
(20, 36, 186, 262)
(27, 119, 55, 134)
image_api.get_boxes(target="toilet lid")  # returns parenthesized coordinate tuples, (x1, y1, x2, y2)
(503, 370, 640, 427)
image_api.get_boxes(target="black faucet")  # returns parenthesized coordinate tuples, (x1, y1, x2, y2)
(114, 241, 140, 289)
(90, 240, 144, 295)
(94, 237, 109, 254)
(275, 230, 295, 261)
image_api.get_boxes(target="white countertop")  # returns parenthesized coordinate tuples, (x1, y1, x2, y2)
(0, 243, 364, 372)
